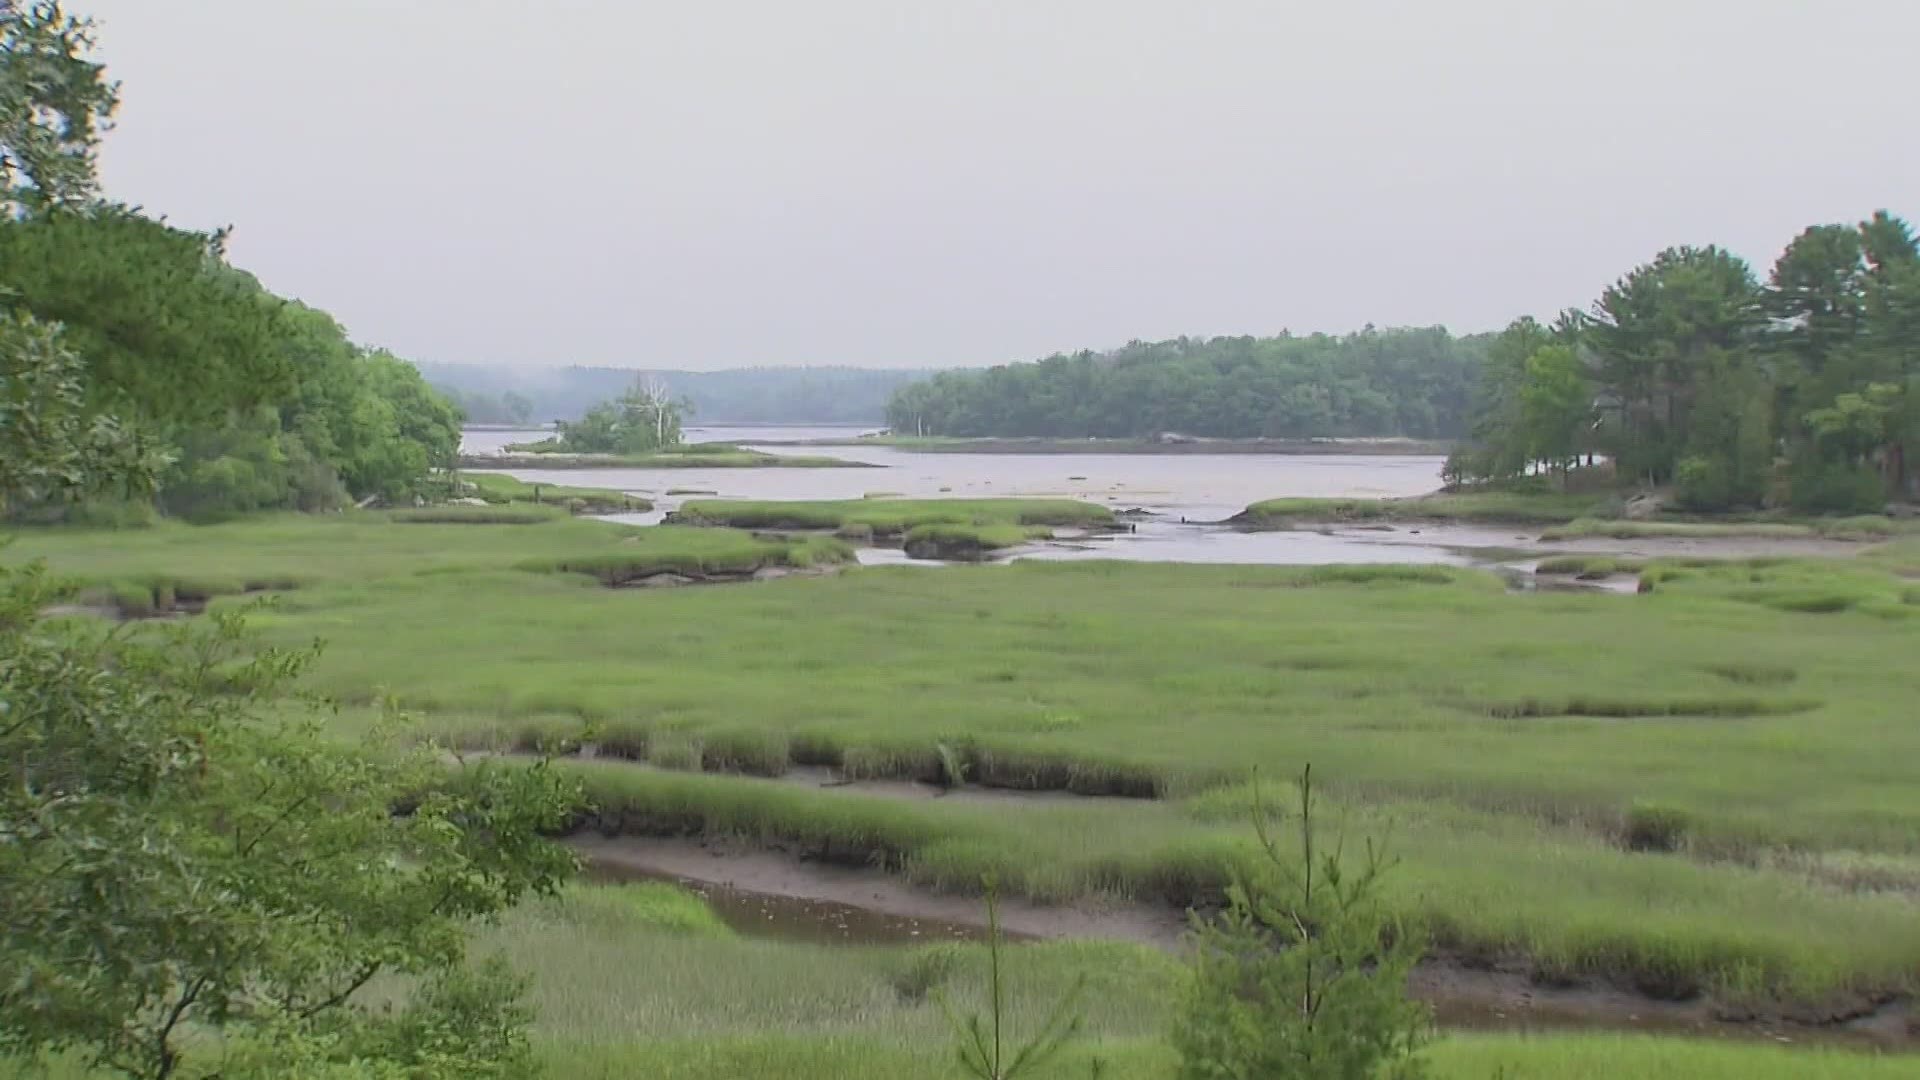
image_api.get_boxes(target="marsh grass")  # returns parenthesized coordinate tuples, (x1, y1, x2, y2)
(15, 522, 1920, 1004)
(1534, 555, 1646, 576)
(673, 498, 1115, 535)
(5, 786, 1917, 1080)
(519, 529, 851, 584)
(555, 762, 1920, 1002)
(903, 522, 1052, 559)
(493, 878, 1912, 1079)
(1542, 516, 1906, 542)
(1642, 558, 1918, 619)
(1543, 519, 1815, 542)
(648, 732, 705, 771)
(462, 472, 650, 511)
(1237, 492, 1607, 527)
(1624, 803, 1694, 853)
(389, 504, 567, 524)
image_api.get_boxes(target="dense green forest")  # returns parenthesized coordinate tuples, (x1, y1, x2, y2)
(884, 218, 1920, 515)
(0, 28, 460, 522)
(417, 363, 916, 426)
(884, 329, 1485, 439)
(1450, 214, 1920, 512)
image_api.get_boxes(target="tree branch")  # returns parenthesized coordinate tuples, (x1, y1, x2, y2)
(235, 792, 311, 858)
(153, 975, 208, 1080)
(297, 960, 382, 1020)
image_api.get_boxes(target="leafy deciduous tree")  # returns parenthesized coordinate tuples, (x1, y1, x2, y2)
(0, 1, 117, 210)
(0, 568, 580, 1079)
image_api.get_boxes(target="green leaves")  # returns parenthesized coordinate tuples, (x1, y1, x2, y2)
(0, 2, 118, 209)
(0, 571, 581, 1078)
(885, 331, 1481, 441)
(552, 378, 686, 454)
(1172, 767, 1429, 1080)
(0, 311, 168, 512)
(0, 207, 297, 426)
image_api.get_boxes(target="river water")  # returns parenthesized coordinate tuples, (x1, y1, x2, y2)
(459, 425, 1537, 567)
(464, 425, 1849, 575)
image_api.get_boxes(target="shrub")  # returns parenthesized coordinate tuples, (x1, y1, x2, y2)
(1173, 767, 1427, 1080)
(1675, 455, 1736, 512)
(0, 562, 578, 1080)
(1788, 458, 1886, 515)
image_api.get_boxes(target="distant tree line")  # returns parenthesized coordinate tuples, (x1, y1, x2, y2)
(417, 363, 919, 426)
(884, 329, 1484, 439)
(1450, 211, 1920, 513)
(439, 385, 534, 426)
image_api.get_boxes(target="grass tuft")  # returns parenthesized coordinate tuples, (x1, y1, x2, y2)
(1624, 803, 1693, 853)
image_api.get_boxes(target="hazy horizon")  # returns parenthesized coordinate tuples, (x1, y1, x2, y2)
(86, 0, 1919, 371)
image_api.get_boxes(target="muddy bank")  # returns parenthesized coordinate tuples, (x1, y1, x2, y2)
(560, 744, 1165, 801)
(774, 764, 1152, 806)
(570, 836, 1917, 1050)
(574, 835, 1186, 947)
(1288, 522, 1886, 563)
(595, 564, 845, 589)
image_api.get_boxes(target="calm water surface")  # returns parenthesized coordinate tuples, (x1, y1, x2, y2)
(461, 425, 1550, 567)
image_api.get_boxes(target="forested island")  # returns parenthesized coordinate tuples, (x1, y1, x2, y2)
(885, 328, 1482, 439)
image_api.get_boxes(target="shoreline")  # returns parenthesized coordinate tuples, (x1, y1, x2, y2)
(752, 435, 1455, 456)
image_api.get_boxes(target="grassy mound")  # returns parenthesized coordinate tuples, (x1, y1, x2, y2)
(671, 498, 1114, 536)
(901, 522, 1050, 560)
(462, 472, 652, 513)
(1236, 492, 1607, 527)
(522, 528, 851, 584)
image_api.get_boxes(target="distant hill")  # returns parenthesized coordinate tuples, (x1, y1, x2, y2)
(414, 364, 927, 425)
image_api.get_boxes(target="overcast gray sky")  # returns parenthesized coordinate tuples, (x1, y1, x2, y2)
(86, 0, 1917, 370)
